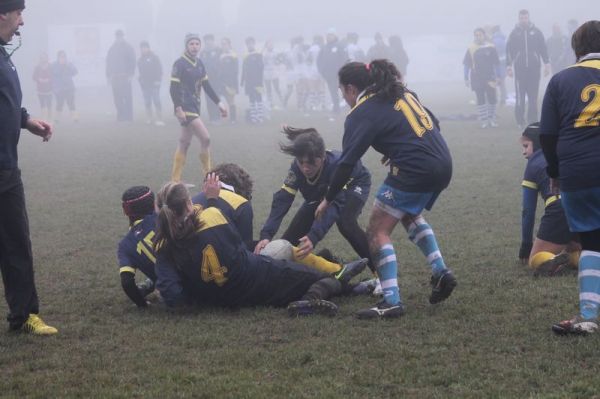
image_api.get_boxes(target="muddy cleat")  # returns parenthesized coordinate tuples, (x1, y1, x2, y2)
(355, 301, 405, 320)
(334, 258, 368, 286)
(429, 270, 457, 304)
(287, 299, 338, 317)
(552, 316, 598, 336)
(534, 252, 571, 277)
(22, 314, 58, 336)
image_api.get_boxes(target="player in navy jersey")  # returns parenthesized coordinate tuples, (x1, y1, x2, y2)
(153, 179, 367, 316)
(316, 59, 457, 319)
(540, 21, 600, 335)
(169, 33, 227, 182)
(254, 126, 373, 271)
(519, 123, 579, 276)
(118, 186, 158, 307)
(463, 28, 501, 128)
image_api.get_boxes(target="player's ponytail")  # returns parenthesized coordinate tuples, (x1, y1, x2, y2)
(154, 182, 199, 255)
(366, 59, 405, 101)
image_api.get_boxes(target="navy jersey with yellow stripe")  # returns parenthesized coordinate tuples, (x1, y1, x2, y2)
(192, 189, 253, 250)
(340, 92, 452, 192)
(170, 54, 208, 110)
(155, 205, 324, 307)
(117, 213, 157, 282)
(522, 149, 557, 205)
(260, 150, 371, 242)
(540, 56, 600, 191)
(463, 43, 500, 89)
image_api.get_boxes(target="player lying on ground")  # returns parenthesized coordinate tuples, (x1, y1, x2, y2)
(154, 177, 367, 316)
(118, 186, 159, 307)
(316, 59, 457, 319)
(540, 20, 600, 335)
(519, 123, 580, 276)
(254, 126, 374, 274)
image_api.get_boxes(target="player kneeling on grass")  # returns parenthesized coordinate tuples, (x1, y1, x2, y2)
(316, 59, 457, 319)
(254, 126, 375, 276)
(519, 123, 580, 276)
(154, 176, 368, 316)
(540, 21, 600, 335)
(118, 186, 159, 307)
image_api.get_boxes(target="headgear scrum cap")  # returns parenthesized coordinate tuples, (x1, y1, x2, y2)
(0, 0, 25, 13)
(184, 33, 200, 46)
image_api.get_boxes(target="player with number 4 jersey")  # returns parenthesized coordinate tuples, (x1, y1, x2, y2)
(316, 60, 456, 319)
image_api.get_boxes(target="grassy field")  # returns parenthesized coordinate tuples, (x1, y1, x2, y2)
(1, 86, 599, 398)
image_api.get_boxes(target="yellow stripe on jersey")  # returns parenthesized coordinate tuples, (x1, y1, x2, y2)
(281, 185, 297, 195)
(185, 112, 199, 117)
(183, 54, 197, 66)
(522, 180, 538, 190)
(545, 195, 560, 207)
(219, 190, 247, 210)
(196, 207, 229, 232)
(572, 60, 600, 70)
(348, 93, 375, 115)
(120, 266, 136, 274)
(170, 77, 181, 83)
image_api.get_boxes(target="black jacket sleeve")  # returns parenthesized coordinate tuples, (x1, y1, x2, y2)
(202, 80, 221, 104)
(325, 163, 354, 202)
(540, 134, 559, 178)
(120, 272, 148, 307)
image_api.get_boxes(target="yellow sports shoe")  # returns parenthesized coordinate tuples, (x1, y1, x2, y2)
(22, 314, 58, 336)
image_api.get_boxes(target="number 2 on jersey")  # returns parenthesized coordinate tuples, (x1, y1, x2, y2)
(575, 84, 600, 128)
(394, 92, 434, 137)
(201, 245, 228, 286)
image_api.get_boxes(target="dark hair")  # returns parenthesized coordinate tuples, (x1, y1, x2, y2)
(519, 9, 529, 16)
(140, 41, 150, 48)
(474, 27, 486, 37)
(115, 29, 124, 38)
(154, 182, 200, 254)
(210, 163, 254, 201)
(338, 59, 405, 102)
(522, 122, 541, 151)
(122, 186, 154, 224)
(571, 20, 600, 61)
(279, 126, 325, 163)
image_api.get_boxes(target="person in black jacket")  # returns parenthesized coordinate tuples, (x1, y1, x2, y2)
(317, 29, 347, 119)
(219, 38, 238, 123)
(200, 34, 222, 124)
(106, 30, 136, 122)
(506, 9, 550, 128)
(241, 37, 265, 124)
(0, 0, 57, 335)
(51, 50, 77, 123)
(137, 41, 164, 126)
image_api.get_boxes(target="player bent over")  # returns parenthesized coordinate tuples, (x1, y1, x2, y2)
(540, 21, 600, 335)
(169, 33, 227, 182)
(154, 178, 367, 316)
(519, 123, 580, 276)
(316, 60, 457, 319)
(118, 186, 159, 307)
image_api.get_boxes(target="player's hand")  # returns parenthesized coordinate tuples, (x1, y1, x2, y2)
(26, 118, 52, 142)
(314, 199, 329, 221)
(544, 63, 551, 77)
(218, 101, 228, 118)
(549, 178, 560, 194)
(519, 242, 532, 264)
(174, 107, 186, 123)
(203, 173, 220, 199)
(296, 236, 314, 259)
(254, 239, 270, 255)
(506, 66, 513, 78)
(380, 155, 391, 166)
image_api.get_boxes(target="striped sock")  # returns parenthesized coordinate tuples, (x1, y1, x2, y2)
(579, 250, 600, 320)
(477, 104, 487, 123)
(406, 217, 447, 277)
(376, 244, 401, 306)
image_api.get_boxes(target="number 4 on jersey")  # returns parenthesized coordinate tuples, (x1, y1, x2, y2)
(201, 245, 228, 286)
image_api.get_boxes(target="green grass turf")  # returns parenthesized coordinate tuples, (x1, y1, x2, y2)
(1, 91, 599, 398)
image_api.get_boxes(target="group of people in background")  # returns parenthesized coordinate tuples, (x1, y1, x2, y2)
(464, 10, 581, 129)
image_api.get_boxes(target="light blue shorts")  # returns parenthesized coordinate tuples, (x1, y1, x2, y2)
(561, 187, 600, 232)
(374, 183, 440, 218)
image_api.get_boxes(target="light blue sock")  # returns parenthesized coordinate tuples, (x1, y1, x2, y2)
(579, 251, 600, 320)
(406, 217, 447, 277)
(376, 244, 401, 306)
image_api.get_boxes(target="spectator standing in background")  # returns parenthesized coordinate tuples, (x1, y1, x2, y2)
(51, 50, 77, 123)
(32, 53, 52, 120)
(200, 34, 222, 124)
(490, 25, 507, 105)
(106, 29, 136, 122)
(367, 32, 390, 61)
(546, 24, 570, 74)
(317, 29, 347, 120)
(241, 37, 265, 124)
(388, 35, 409, 78)
(219, 37, 239, 124)
(137, 41, 164, 126)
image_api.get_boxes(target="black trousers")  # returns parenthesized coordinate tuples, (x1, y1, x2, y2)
(281, 194, 374, 270)
(111, 76, 133, 121)
(0, 169, 39, 329)
(325, 78, 340, 114)
(514, 67, 541, 126)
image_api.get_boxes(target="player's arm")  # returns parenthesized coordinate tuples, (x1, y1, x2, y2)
(520, 185, 538, 261)
(539, 81, 560, 179)
(155, 254, 186, 307)
(308, 197, 342, 246)
(117, 243, 149, 307)
(259, 187, 296, 241)
(235, 202, 254, 251)
(201, 78, 221, 105)
(169, 63, 184, 109)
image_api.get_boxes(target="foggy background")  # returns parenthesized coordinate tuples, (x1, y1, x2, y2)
(11, 0, 597, 116)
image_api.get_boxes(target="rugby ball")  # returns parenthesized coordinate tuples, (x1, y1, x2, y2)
(260, 239, 294, 261)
